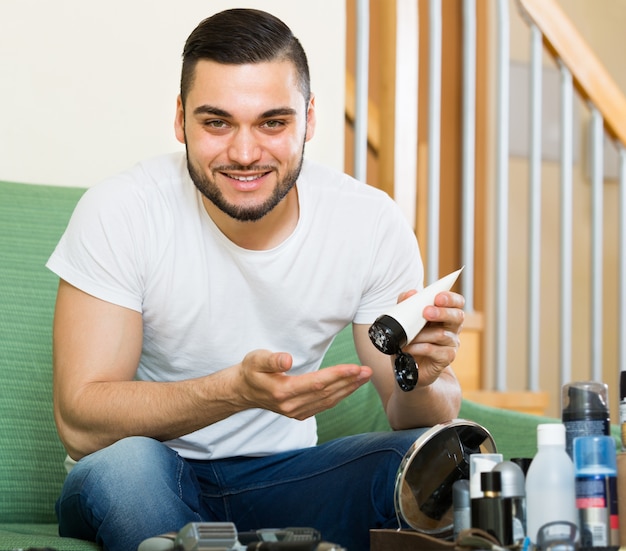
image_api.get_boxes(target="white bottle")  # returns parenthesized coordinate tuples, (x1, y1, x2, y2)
(525, 423, 579, 544)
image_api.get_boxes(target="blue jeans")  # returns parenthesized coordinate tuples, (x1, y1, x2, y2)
(56, 430, 426, 551)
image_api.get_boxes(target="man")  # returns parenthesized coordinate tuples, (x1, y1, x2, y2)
(47, 8, 464, 551)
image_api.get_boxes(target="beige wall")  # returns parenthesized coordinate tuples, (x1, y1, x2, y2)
(503, 0, 626, 419)
(0, 1, 345, 188)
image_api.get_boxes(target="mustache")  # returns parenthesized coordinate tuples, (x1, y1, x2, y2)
(213, 164, 276, 172)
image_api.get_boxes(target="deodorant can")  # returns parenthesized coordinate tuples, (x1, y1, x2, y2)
(452, 479, 471, 540)
(494, 461, 527, 543)
(471, 471, 513, 546)
(573, 435, 619, 547)
(561, 381, 610, 458)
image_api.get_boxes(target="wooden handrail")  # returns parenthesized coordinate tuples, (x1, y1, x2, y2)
(517, 0, 626, 147)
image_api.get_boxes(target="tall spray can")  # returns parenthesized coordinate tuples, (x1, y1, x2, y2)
(574, 435, 619, 548)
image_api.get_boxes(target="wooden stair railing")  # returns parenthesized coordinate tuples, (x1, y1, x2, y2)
(345, 0, 626, 417)
(346, 1, 511, 412)
(517, 0, 626, 148)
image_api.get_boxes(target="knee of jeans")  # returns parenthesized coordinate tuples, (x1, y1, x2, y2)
(107, 436, 170, 465)
(71, 437, 175, 487)
(58, 437, 198, 544)
(62, 437, 187, 514)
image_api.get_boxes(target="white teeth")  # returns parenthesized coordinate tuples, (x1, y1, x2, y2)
(231, 174, 261, 182)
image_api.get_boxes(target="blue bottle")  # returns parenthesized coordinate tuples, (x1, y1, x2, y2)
(573, 435, 619, 548)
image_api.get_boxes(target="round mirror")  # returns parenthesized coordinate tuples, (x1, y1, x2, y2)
(393, 419, 497, 538)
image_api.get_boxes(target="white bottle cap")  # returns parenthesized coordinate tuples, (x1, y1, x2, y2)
(537, 423, 566, 447)
(469, 453, 503, 498)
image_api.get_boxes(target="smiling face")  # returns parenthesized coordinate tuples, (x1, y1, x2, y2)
(175, 59, 316, 224)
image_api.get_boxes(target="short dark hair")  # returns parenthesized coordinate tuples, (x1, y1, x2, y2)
(180, 8, 311, 107)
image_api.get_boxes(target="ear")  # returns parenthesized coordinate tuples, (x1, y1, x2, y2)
(174, 95, 186, 144)
(305, 93, 316, 143)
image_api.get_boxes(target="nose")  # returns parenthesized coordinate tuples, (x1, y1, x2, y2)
(228, 127, 262, 167)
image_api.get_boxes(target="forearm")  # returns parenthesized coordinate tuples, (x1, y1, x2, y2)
(55, 369, 244, 460)
(384, 367, 461, 430)
(55, 349, 371, 460)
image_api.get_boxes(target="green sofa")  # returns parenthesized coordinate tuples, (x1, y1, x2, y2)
(0, 179, 568, 550)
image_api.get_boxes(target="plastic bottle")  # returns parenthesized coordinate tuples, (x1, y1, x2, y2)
(469, 453, 503, 499)
(525, 423, 578, 544)
(561, 381, 610, 458)
(573, 435, 619, 547)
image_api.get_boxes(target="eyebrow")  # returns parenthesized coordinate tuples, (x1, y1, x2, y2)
(192, 105, 230, 117)
(192, 105, 297, 119)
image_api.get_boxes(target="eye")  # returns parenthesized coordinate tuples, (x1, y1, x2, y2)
(203, 119, 228, 129)
(262, 119, 286, 130)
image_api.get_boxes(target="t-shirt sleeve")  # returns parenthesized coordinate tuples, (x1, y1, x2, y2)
(352, 195, 425, 325)
(46, 178, 153, 313)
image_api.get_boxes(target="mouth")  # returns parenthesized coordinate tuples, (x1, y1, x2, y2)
(226, 172, 267, 182)
(219, 168, 273, 191)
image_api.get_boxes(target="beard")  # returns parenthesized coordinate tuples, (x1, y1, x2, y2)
(186, 143, 306, 223)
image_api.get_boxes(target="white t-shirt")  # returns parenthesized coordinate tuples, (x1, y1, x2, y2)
(47, 152, 423, 459)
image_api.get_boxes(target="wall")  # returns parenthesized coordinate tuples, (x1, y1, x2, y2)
(0, 0, 345, 188)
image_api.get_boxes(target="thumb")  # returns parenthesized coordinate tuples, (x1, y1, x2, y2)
(245, 350, 293, 373)
(275, 352, 293, 372)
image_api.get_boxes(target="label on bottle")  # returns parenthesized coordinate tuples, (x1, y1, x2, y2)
(575, 474, 619, 547)
(564, 419, 609, 457)
(453, 507, 471, 540)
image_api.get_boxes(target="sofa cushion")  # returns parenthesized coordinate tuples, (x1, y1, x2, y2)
(0, 181, 85, 524)
(0, 523, 99, 550)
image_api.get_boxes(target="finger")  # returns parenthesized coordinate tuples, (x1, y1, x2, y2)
(276, 352, 293, 372)
(422, 302, 465, 328)
(289, 364, 372, 395)
(407, 328, 460, 353)
(283, 363, 371, 399)
(433, 290, 465, 308)
(397, 289, 418, 303)
(244, 350, 293, 374)
(427, 327, 460, 350)
(402, 320, 461, 370)
(283, 366, 373, 419)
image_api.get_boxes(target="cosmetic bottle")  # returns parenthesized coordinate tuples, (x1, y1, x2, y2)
(469, 453, 503, 499)
(562, 381, 610, 458)
(525, 423, 578, 544)
(471, 470, 513, 545)
(494, 460, 527, 543)
(452, 479, 471, 540)
(574, 435, 619, 548)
